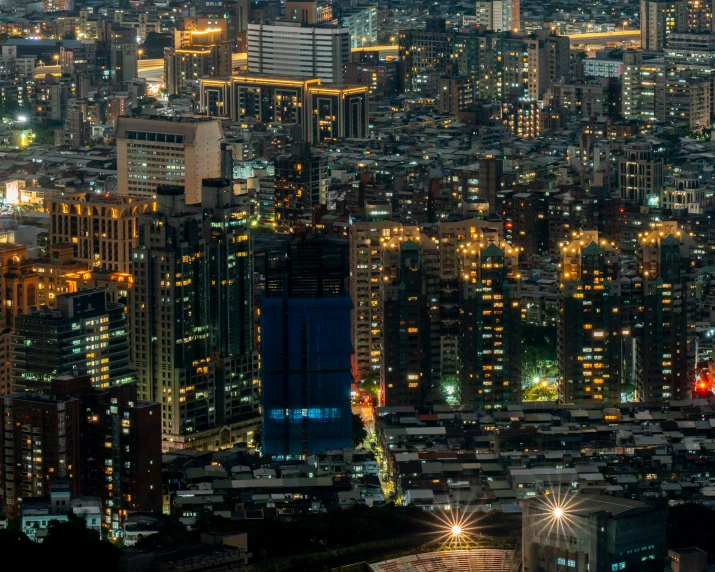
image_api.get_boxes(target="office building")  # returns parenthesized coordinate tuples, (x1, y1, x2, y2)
(583, 57, 623, 78)
(11, 288, 136, 393)
(475, 0, 521, 32)
(247, 22, 350, 83)
(636, 222, 696, 401)
(132, 183, 259, 452)
(48, 193, 155, 273)
(261, 241, 352, 458)
(458, 242, 522, 409)
(307, 84, 369, 142)
(558, 231, 622, 404)
(115, 116, 223, 204)
(618, 142, 664, 205)
(522, 494, 667, 572)
(340, 6, 377, 48)
(274, 147, 328, 231)
(165, 27, 232, 96)
(199, 75, 369, 143)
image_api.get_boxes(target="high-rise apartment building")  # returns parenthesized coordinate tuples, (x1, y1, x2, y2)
(641, 0, 670, 50)
(475, 0, 521, 31)
(132, 186, 211, 450)
(104, 25, 138, 84)
(663, 69, 711, 129)
(273, 147, 328, 232)
(618, 142, 664, 205)
(558, 231, 623, 404)
(621, 51, 664, 120)
(349, 209, 421, 380)
(261, 241, 352, 458)
(686, 0, 712, 31)
(0, 386, 81, 518)
(11, 289, 135, 393)
(115, 116, 223, 204)
(132, 182, 259, 452)
(56, 108, 90, 147)
(503, 96, 541, 139)
(525, 30, 570, 100)
(399, 20, 465, 94)
(640, 0, 685, 49)
(356, 217, 503, 405)
(438, 76, 474, 116)
(636, 222, 696, 401)
(380, 234, 440, 407)
(48, 193, 155, 273)
(0, 375, 162, 530)
(80, 381, 162, 534)
(202, 180, 260, 438)
(479, 155, 504, 212)
(247, 21, 350, 83)
(458, 242, 522, 409)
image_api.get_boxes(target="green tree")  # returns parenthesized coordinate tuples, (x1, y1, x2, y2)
(352, 413, 367, 448)
(39, 516, 121, 572)
(668, 503, 715, 555)
(362, 372, 380, 400)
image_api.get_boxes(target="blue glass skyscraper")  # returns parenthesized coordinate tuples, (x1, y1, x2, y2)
(261, 241, 352, 458)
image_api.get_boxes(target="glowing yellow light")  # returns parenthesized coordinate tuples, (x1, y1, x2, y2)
(451, 525, 462, 536)
(554, 507, 564, 518)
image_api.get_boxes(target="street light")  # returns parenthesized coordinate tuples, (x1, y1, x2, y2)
(553, 507, 564, 519)
(451, 525, 462, 536)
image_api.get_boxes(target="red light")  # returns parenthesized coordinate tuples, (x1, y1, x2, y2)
(505, 223, 513, 228)
(698, 382, 706, 389)
(619, 208, 624, 213)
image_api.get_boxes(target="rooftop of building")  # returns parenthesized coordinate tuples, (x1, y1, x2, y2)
(49, 192, 155, 205)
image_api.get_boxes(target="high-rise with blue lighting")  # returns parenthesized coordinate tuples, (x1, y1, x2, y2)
(261, 241, 352, 458)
